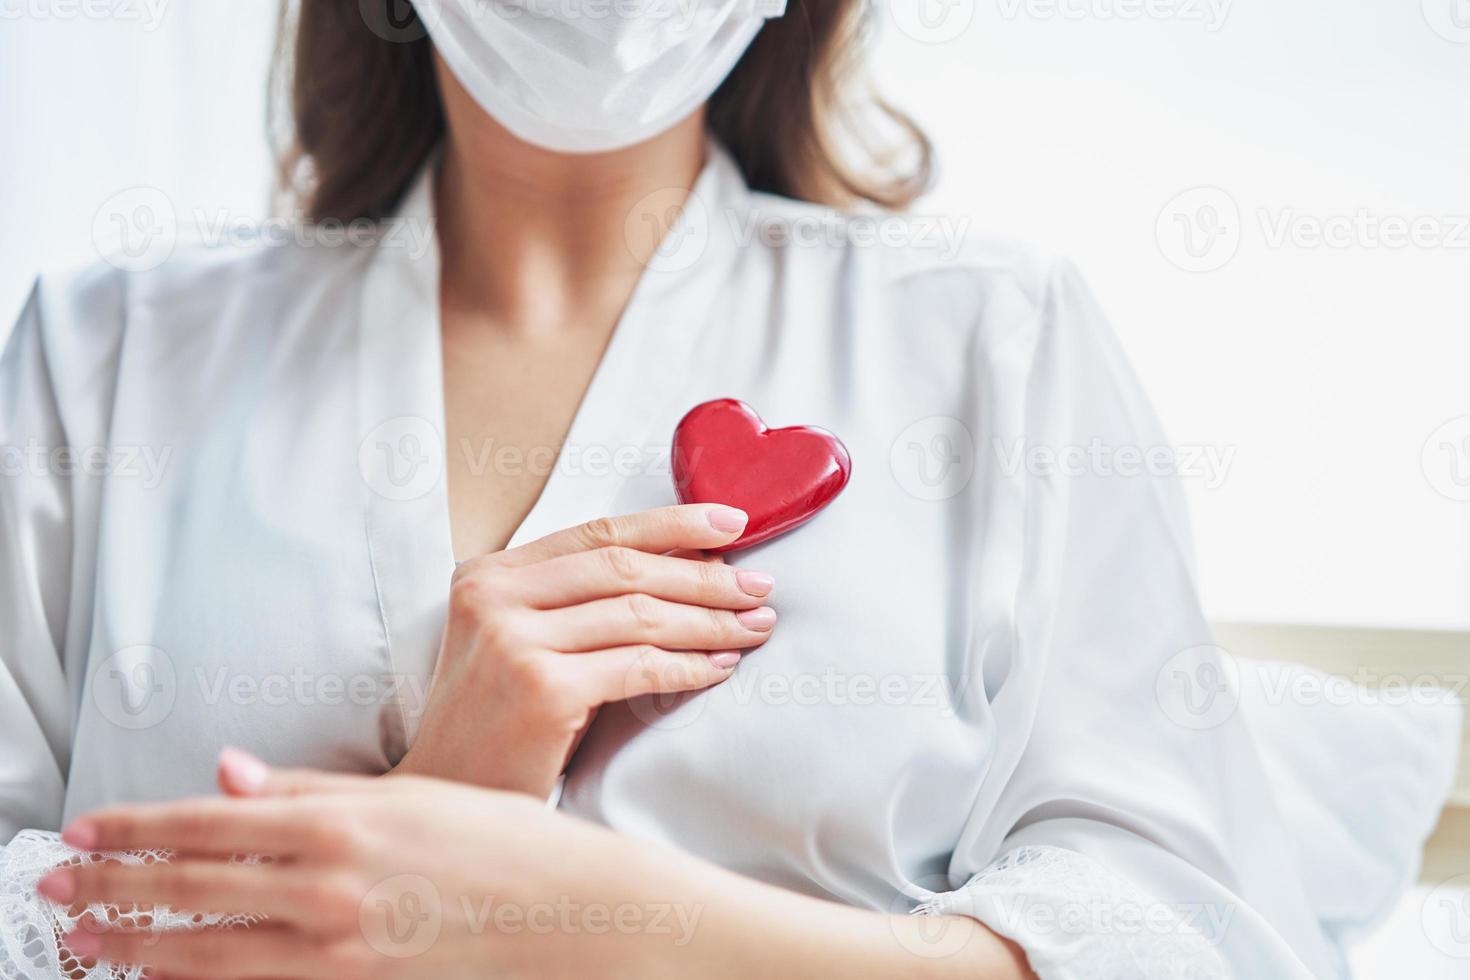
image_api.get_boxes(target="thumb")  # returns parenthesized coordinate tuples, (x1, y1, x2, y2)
(217, 746, 379, 798)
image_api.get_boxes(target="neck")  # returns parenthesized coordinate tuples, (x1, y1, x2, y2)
(432, 59, 707, 337)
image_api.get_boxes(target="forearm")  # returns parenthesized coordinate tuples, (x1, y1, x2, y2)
(610, 841, 1035, 980)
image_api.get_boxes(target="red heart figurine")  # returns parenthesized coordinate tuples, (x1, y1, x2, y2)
(672, 399, 851, 554)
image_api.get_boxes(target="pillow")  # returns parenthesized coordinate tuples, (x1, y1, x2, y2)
(1240, 659, 1462, 949)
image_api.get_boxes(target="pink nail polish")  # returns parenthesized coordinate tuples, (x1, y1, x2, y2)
(707, 507, 748, 534)
(735, 570, 775, 597)
(37, 870, 76, 904)
(736, 607, 777, 631)
(61, 821, 98, 851)
(64, 927, 101, 958)
(219, 747, 269, 794)
(709, 651, 742, 669)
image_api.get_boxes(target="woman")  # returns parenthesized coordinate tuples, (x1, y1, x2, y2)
(0, 1, 1452, 977)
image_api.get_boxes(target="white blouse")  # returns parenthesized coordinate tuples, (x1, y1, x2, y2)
(0, 145, 1457, 979)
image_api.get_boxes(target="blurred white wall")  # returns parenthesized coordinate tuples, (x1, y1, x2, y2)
(0, 1, 277, 318)
(868, 0, 1470, 632)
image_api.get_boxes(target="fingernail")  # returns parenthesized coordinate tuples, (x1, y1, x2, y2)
(735, 570, 775, 597)
(37, 870, 76, 904)
(736, 607, 777, 632)
(61, 820, 98, 851)
(709, 651, 742, 669)
(219, 746, 269, 794)
(707, 507, 748, 534)
(64, 927, 101, 958)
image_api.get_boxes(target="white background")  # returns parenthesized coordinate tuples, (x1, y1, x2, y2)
(870, 0, 1470, 633)
(1, 0, 1467, 974)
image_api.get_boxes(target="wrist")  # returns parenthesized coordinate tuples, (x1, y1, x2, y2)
(392, 729, 559, 798)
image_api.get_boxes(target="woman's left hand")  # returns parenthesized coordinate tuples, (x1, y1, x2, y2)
(39, 751, 704, 980)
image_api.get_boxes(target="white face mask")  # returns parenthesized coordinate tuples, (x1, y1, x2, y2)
(410, 0, 788, 154)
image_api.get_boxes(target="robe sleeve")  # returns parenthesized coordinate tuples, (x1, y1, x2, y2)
(911, 260, 1355, 979)
(0, 281, 73, 845)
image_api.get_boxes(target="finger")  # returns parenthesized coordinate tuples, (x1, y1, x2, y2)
(41, 860, 343, 929)
(218, 748, 381, 800)
(493, 505, 748, 567)
(513, 548, 774, 610)
(540, 594, 778, 652)
(587, 645, 747, 702)
(64, 922, 328, 980)
(62, 799, 337, 858)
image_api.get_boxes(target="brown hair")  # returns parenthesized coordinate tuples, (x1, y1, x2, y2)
(272, 1, 932, 223)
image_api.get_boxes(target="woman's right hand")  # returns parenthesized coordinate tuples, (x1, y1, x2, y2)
(394, 504, 775, 797)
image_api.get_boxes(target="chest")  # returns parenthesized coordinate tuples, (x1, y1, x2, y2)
(439, 318, 609, 559)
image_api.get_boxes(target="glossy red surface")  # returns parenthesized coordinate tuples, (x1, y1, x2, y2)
(672, 399, 852, 554)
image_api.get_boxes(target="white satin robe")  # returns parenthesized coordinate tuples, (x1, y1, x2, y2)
(0, 145, 1457, 979)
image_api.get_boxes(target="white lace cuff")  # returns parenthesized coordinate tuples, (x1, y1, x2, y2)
(913, 846, 1229, 980)
(0, 829, 260, 980)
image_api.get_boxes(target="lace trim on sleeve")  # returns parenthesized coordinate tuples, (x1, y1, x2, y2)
(0, 829, 260, 980)
(913, 845, 1228, 980)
